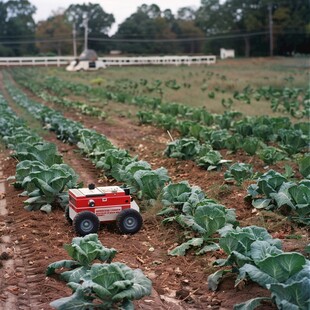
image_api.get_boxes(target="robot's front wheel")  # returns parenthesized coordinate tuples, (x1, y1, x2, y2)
(73, 211, 100, 236)
(116, 209, 143, 234)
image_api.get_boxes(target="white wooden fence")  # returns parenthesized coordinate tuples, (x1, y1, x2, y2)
(0, 55, 216, 67)
(99, 55, 216, 66)
(0, 56, 72, 67)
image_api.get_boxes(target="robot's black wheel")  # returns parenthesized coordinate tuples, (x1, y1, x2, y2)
(73, 211, 100, 236)
(116, 209, 142, 234)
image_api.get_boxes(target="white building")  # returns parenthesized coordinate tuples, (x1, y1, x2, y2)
(220, 48, 235, 59)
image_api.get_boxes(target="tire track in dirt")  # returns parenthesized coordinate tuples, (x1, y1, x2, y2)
(0, 162, 33, 309)
(0, 150, 52, 310)
(0, 164, 19, 310)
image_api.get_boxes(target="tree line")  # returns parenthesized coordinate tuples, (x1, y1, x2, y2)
(0, 0, 309, 57)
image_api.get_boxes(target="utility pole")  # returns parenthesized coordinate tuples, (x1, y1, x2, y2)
(268, 3, 273, 57)
(83, 16, 89, 51)
(72, 22, 77, 57)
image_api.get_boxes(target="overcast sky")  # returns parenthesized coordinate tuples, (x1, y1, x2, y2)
(30, 0, 201, 34)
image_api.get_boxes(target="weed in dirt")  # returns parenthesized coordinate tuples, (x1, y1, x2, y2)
(212, 183, 233, 200)
(204, 263, 221, 276)
(90, 78, 104, 86)
(242, 210, 294, 233)
(285, 234, 303, 240)
(141, 199, 162, 215)
(101, 116, 116, 126)
(0, 140, 6, 152)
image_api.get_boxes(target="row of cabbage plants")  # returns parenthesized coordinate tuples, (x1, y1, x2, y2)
(10, 69, 106, 119)
(162, 139, 308, 227)
(140, 112, 309, 163)
(4, 75, 310, 310)
(0, 94, 80, 213)
(164, 138, 310, 224)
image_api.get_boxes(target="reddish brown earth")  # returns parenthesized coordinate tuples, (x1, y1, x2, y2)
(0, 73, 308, 309)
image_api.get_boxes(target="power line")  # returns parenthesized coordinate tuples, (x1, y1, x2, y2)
(0, 38, 84, 45)
(0, 25, 306, 40)
(90, 31, 269, 43)
(0, 30, 307, 46)
(87, 30, 309, 42)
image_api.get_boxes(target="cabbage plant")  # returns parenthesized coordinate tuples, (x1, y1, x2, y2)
(158, 182, 236, 256)
(278, 129, 308, 155)
(258, 146, 287, 164)
(169, 203, 236, 256)
(46, 234, 117, 283)
(95, 148, 136, 178)
(235, 249, 310, 310)
(234, 259, 310, 310)
(153, 113, 176, 130)
(242, 137, 260, 156)
(224, 162, 254, 185)
(196, 149, 231, 171)
(47, 234, 152, 309)
(46, 113, 83, 144)
(247, 170, 310, 224)
(133, 167, 170, 200)
(164, 137, 200, 160)
(117, 160, 152, 192)
(21, 163, 80, 213)
(299, 154, 310, 179)
(158, 181, 207, 218)
(267, 264, 310, 310)
(13, 142, 63, 166)
(246, 170, 287, 209)
(50, 263, 152, 310)
(13, 160, 47, 188)
(209, 129, 230, 149)
(77, 129, 114, 159)
(136, 110, 153, 124)
(208, 225, 282, 291)
(224, 134, 243, 153)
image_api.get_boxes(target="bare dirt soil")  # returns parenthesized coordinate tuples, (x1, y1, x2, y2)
(0, 72, 308, 309)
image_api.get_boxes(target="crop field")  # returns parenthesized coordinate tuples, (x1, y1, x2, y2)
(0, 57, 309, 309)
